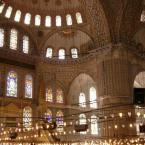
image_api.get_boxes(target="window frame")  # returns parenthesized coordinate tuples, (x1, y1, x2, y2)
(0, 28, 4, 48)
(10, 28, 18, 50)
(79, 92, 86, 107)
(22, 35, 29, 54)
(46, 47, 53, 58)
(56, 15, 62, 27)
(90, 87, 97, 108)
(14, 10, 21, 22)
(5, 6, 13, 18)
(45, 16, 51, 27)
(58, 48, 66, 60)
(45, 86, 53, 102)
(23, 106, 32, 128)
(25, 74, 33, 99)
(70, 47, 78, 59)
(56, 88, 64, 104)
(24, 13, 31, 25)
(35, 14, 41, 26)
(76, 12, 83, 24)
(66, 14, 73, 26)
(6, 71, 18, 97)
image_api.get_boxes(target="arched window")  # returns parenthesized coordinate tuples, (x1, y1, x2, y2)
(45, 16, 51, 27)
(6, 71, 17, 97)
(56, 111, 63, 132)
(90, 87, 97, 108)
(23, 107, 32, 128)
(56, 88, 63, 103)
(10, 29, 18, 50)
(14, 10, 21, 22)
(5, 6, 12, 18)
(66, 14, 72, 26)
(44, 109, 52, 123)
(76, 12, 83, 24)
(56, 15, 62, 27)
(23, 35, 29, 54)
(91, 115, 98, 135)
(46, 48, 53, 58)
(79, 114, 86, 134)
(71, 48, 78, 58)
(25, 75, 33, 99)
(0, 3, 5, 14)
(79, 93, 86, 107)
(46, 87, 53, 102)
(35, 15, 41, 26)
(141, 10, 145, 22)
(24, 13, 31, 25)
(134, 72, 145, 88)
(0, 28, 4, 47)
(59, 49, 65, 60)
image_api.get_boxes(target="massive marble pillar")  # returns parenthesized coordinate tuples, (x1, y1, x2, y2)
(96, 46, 136, 137)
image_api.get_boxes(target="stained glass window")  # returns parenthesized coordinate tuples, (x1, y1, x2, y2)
(79, 93, 86, 107)
(35, 15, 41, 26)
(6, 71, 17, 97)
(56, 88, 63, 103)
(79, 114, 86, 134)
(25, 75, 33, 99)
(46, 48, 53, 58)
(46, 87, 53, 102)
(91, 115, 98, 135)
(76, 12, 83, 24)
(66, 14, 72, 26)
(56, 15, 62, 27)
(44, 109, 52, 123)
(5, 6, 12, 18)
(45, 16, 51, 27)
(10, 29, 18, 50)
(23, 106, 32, 128)
(0, 28, 4, 47)
(56, 111, 63, 132)
(23, 35, 29, 54)
(71, 48, 78, 58)
(0, 3, 5, 14)
(14, 10, 21, 22)
(59, 49, 65, 60)
(24, 13, 31, 25)
(90, 87, 97, 108)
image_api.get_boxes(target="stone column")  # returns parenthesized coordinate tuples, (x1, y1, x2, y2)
(96, 46, 136, 138)
(97, 58, 132, 107)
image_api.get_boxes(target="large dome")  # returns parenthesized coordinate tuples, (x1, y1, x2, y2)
(11, 0, 83, 12)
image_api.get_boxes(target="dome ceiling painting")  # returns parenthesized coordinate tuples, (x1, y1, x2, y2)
(9, 0, 83, 12)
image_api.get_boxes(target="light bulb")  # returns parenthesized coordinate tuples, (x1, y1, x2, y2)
(119, 113, 123, 118)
